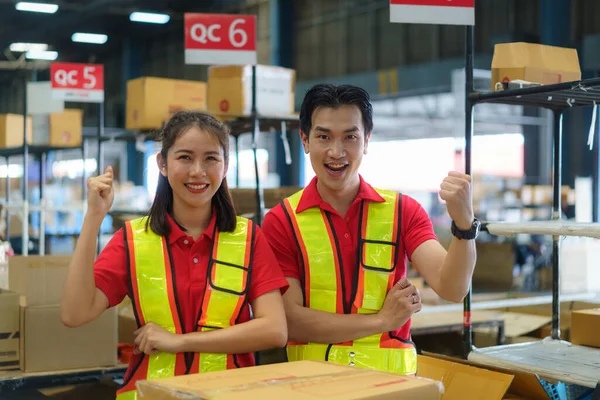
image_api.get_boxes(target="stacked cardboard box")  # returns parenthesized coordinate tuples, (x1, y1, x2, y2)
(0, 255, 118, 372)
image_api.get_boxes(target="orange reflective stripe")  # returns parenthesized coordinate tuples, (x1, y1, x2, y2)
(194, 217, 253, 373)
(162, 236, 183, 335)
(282, 195, 312, 307)
(125, 222, 145, 327)
(355, 190, 399, 313)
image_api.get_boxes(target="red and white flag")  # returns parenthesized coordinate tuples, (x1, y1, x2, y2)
(390, 0, 475, 26)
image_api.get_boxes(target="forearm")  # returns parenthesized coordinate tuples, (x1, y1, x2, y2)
(60, 213, 104, 325)
(179, 318, 287, 354)
(439, 236, 477, 302)
(286, 305, 384, 344)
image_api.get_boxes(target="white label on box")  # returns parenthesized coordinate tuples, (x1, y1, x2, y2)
(242, 66, 293, 115)
(26, 82, 65, 115)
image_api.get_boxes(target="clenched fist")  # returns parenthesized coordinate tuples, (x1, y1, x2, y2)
(377, 278, 422, 332)
(439, 171, 474, 230)
(87, 166, 114, 217)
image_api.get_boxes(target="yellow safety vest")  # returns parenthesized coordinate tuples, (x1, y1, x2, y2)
(116, 216, 254, 400)
(282, 188, 417, 375)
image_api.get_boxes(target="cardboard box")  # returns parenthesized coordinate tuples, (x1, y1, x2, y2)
(417, 355, 514, 400)
(570, 309, 600, 348)
(208, 64, 296, 116)
(20, 305, 117, 372)
(117, 297, 137, 344)
(136, 360, 442, 399)
(0, 290, 19, 370)
(421, 352, 550, 400)
(6, 255, 71, 306)
(0, 114, 32, 148)
(126, 77, 207, 130)
(491, 42, 581, 91)
(32, 109, 83, 147)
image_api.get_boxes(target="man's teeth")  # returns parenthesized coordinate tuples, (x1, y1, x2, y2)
(187, 184, 208, 189)
(327, 164, 346, 170)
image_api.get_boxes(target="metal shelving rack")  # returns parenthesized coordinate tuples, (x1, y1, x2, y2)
(462, 25, 600, 392)
(1, 76, 104, 256)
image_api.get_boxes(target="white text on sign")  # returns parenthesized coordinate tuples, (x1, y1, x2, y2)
(184, 13, 257, 65)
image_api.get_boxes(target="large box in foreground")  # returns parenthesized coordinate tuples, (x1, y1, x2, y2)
(136, 360, 442, 399)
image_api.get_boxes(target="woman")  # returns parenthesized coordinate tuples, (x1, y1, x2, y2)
(60, 111, 289, 399)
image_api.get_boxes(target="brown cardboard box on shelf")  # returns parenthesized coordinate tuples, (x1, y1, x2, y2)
(0, 290, 19, 371)
(49, 109, 83, 147)
(0, 114, 33, 148)
(208, 64, 296, 117)
(20, 305, 117, 372)
(491, 42, 581, 91)
(136, 360, 443, 399)
(32, 110, 83, 147)
(126, 77, 207, 130)
(421, 353, 550, 400)
(417, 355, 514, 400)
(5, 255, 71, 306)
(570, 309, 600, 348)
(117, 297, 137, 344)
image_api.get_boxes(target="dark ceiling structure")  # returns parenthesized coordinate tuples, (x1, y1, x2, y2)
(0, 0, 245, 69)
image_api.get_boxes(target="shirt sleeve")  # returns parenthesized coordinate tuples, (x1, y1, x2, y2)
(261, 206, 302, 282)
(247, 224, 290, 303)
(93, 228, 129, 308)
(401, 195, 439, 262)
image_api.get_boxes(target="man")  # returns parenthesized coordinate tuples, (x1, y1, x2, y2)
(262, 84, 478, 375)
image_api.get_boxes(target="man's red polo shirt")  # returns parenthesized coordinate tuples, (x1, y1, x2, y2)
(93, 212, 289, 370)
(262, 175, 438, 341)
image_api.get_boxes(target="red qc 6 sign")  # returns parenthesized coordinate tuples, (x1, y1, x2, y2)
(184, 13, 257, 65)
(50, 62, 104, 103)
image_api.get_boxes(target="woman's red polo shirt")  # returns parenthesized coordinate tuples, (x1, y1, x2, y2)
(93, 212, 289, 369)
(262, 175, 438, 341)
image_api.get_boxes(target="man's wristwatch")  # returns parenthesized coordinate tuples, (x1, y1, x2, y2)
(451, 218, 480, 240)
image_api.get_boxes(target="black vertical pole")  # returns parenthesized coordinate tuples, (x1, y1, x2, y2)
(251, 65, 264, 225)
(82, 139, 87, 204)
(39, 152, 46, 255)
(22, 76, 29, 256)
(235, 135, 240, 187)
(463, 24, 475, 359)
(5, 156, 9, 242)
(551, 110, 563, 340)
(97, 103, 104, 173)
(96, 102, 104, 254)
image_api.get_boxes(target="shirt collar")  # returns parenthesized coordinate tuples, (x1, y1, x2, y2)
(166, 208, 217, 244)
(296, 174, 385, 213)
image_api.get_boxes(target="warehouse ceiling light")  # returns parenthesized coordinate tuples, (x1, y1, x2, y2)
(130, 11, 170, 24)
(15, 2, 58, 13)
(9, 42, 49, 52)
(25, 50, 58, 60)
(71, 33, 108, 44)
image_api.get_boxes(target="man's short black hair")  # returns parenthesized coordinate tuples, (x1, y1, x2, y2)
(299, 84, 374, 136)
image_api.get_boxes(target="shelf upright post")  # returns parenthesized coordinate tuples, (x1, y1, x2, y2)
(4, 155, 9, 242)
(234, 135, 240, 187)
(22, 76, 30, 256)
(462, 24, 475, 359)
(39, 152, 46, 255)
(96, 102, 104, 254)
(250, 65, 264, 225)
(550, 110, 563, 340)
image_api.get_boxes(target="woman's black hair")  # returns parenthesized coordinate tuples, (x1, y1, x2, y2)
(146, 111, 237, 236)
